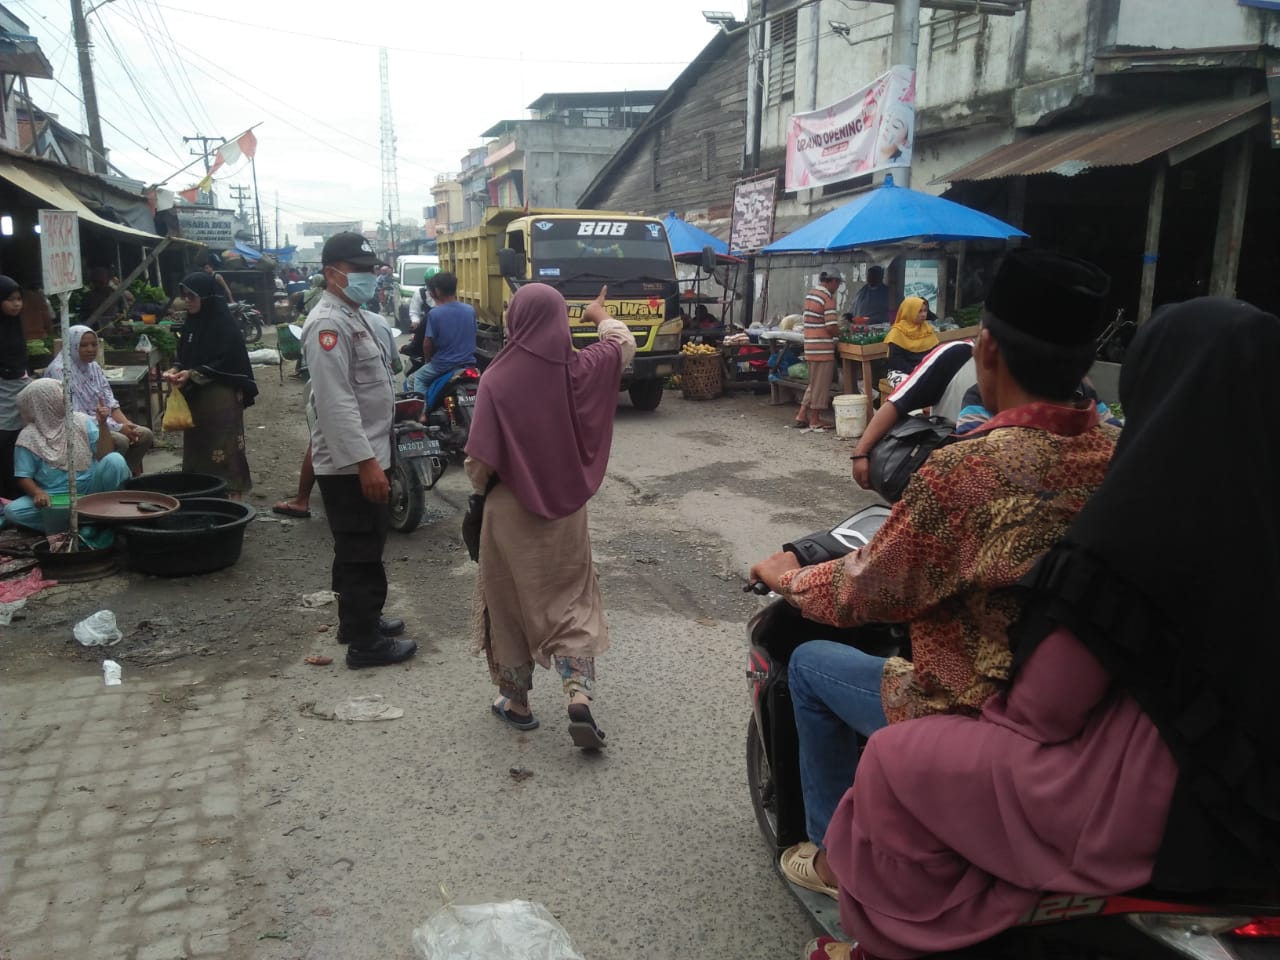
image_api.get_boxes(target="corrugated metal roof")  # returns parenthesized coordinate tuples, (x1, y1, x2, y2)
(936, 93, 1270, 183)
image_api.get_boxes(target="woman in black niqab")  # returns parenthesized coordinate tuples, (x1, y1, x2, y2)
(165, 271, 257, 494)
(1014, 296, 1280, 891)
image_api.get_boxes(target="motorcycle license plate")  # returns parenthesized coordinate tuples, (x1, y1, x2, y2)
(456, 394, 476, 407)
(397, 436, 440, 458)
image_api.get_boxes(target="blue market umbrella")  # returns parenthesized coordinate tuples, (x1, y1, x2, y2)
(662, 211, 743, 263)
(761, 175, 1026, 254)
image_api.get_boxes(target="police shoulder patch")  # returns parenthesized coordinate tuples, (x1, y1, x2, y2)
(318, 330, 339, 351)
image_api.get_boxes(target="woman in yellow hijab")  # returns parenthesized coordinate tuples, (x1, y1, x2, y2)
(884, 296, 939, 384)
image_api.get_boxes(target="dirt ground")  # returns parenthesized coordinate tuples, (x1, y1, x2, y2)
(0, 337, 881, 960)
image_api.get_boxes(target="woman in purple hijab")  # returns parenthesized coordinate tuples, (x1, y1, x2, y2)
(464, 284, 635, 749)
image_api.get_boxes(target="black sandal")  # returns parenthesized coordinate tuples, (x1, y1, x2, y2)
(567, 702, 606, 750)
(492, 697, 539, 731)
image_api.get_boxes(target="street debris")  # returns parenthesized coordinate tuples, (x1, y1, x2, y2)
(0, 598, 26, 625)
(102, 660, 122, 686)
(74, 610, 123, 647)
(303, 654, 333, 666)
(412, 899, 584, 960)
(334, 694, 403, 722)
(508, 766, 534, 783)
(300, 590, 338, 607)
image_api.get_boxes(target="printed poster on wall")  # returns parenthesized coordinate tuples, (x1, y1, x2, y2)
(903, 259, 939, 314)
(729, 171, 780, 255)
(785, 65, 916, 191)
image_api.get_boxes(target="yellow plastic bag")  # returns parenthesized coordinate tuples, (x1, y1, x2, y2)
(162, 389, 195, 431)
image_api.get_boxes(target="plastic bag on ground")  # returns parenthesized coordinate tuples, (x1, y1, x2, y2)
(0, 598, 25, 625)
(74, 610, 123, 647)
(248, 348, 281, 365)
(334, 694, 403, 722)
(412, 900, 584, 960)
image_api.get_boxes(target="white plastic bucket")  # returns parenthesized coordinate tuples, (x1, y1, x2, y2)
(832, 394, 868, 440)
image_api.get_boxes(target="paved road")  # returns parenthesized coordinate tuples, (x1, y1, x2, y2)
(0, 370, 878, 960)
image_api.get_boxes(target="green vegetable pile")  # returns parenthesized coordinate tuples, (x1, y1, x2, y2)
(839, 330, 887, 345)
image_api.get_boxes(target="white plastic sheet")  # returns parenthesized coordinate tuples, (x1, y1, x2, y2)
(412, 900, 584, 960)
(74, 610, 122, 646)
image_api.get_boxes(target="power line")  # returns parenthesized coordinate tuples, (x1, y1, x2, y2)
(42, 73, 183, 171)
(107, 5, 431, 180)
(117, 0, 202, 132)
(95, 24, 189, 158)
(129, 0, 217, 131)
(144, 0, 697, 66)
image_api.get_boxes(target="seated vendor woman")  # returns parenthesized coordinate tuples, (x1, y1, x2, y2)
(44, 326, 154, 476)
(883, 297, 938, 388)
(3, 379, 130, 532)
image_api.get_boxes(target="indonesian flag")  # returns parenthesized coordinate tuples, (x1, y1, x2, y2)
(208, 130, 259, 178)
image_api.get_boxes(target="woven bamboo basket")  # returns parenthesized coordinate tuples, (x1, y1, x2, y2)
(681, 354, 723, 401)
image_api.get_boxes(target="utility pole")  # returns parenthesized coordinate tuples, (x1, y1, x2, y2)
(229, 184, 250, 222)
(70, 0, 107, 175)
(183, 133, 222, 203)
(274, 191, 280, 249)
(890, 0, 921, 188)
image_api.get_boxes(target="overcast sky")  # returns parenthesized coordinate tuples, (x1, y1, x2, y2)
(12, 0, 747, 244)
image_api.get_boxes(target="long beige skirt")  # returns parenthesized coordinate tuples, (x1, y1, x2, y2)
(473, 484, 608, 689)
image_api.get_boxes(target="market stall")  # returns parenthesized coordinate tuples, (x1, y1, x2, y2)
(758, 176, 1025, 424)
(663, 213, 771, 393)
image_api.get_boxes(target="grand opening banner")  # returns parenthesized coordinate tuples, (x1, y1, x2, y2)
(785, 65, 916, 191)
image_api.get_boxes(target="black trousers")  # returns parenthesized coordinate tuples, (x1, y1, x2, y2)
(316, 473, 390, 649)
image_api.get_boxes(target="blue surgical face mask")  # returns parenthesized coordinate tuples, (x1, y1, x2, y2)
(339, 270, 377, 304)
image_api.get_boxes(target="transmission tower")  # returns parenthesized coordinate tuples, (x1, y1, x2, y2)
(378, 47, 401, 256)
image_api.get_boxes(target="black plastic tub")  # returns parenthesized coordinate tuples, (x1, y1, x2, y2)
(123, 472, 228, 501)
(118, 498, 254, 576)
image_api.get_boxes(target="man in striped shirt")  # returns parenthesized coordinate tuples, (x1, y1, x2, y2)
(792, 270, 843, 432)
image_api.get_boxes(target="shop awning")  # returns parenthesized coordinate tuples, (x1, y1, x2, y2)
(935, 92, 1270, 182)
(0, 155, 163, 242)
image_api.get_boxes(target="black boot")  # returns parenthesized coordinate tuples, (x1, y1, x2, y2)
(345, 637, 418, 670)
(337, 616, 406, 644)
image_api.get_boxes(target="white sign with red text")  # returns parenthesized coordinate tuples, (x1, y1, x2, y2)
(39, 209, 82, 295)
(785, 65, 916, 191)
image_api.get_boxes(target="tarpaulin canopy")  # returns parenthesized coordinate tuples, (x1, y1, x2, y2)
(760, 175, 1026, 254)
(662, 211, 742, 263)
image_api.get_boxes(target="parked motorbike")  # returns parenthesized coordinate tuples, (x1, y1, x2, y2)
(388, 394, 445, 533)
(230, 301, 263, 345)
(744, 505, 1280, 960)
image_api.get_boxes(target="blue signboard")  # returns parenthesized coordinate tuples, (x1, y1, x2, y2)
(1238, 0, 1280, 10)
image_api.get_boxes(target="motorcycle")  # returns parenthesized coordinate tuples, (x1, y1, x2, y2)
(744, 505, 1280, 960)
(230, 301, 263, 345)
(415, 367, 481, 461)
(388, 394, 446, 533)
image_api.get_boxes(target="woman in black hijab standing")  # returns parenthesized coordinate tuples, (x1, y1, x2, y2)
(0, 275, 29, 499)
(163, 272, 257, 497)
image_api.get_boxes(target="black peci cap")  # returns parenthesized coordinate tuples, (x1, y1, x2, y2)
(985, 249, 1110, 347)
(321, 232, 381, 269)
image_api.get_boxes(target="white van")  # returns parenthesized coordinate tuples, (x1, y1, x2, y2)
(394, 255, 440, 329)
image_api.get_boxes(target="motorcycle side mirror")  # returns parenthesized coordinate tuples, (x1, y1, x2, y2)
(700, 245, 718, 274)
(498, 248, 525, 280)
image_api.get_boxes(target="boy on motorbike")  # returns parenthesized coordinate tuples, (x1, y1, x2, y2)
(749, 250, 1117, 901)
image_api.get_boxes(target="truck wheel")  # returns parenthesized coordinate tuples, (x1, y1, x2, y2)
(628, 380, 664, 411)
(388, 460, 425, 533)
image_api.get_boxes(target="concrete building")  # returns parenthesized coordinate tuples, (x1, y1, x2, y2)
(744, 0, 1280, 322)
(432, 90, 665, 231)
(431, 174, 463, 234)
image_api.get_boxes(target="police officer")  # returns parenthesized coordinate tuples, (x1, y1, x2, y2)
(302, 232, 416, 669)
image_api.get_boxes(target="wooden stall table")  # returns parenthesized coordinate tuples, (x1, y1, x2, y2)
(104, 365, 153, 428)
(837, 325, 980, 421)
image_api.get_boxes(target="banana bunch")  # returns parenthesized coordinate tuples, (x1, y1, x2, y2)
(681, 343, 719, 356)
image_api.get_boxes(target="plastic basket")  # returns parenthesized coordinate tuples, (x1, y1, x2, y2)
(680, 354, 723, 401)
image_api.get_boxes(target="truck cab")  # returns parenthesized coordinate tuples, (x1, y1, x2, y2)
(393, 254, 440, 330)
(440, 209, 683, 410)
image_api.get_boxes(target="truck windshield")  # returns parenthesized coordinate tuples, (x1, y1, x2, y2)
(529, 219, 675, 293)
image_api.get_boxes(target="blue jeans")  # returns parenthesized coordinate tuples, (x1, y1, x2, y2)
(406, 361, 443, 396)
(789, 639, 889, 847)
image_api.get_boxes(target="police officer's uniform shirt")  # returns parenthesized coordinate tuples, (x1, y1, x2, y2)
(302, 290, 394, 474)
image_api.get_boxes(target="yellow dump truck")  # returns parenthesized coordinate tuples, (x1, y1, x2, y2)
(437, 208, 688, 410)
